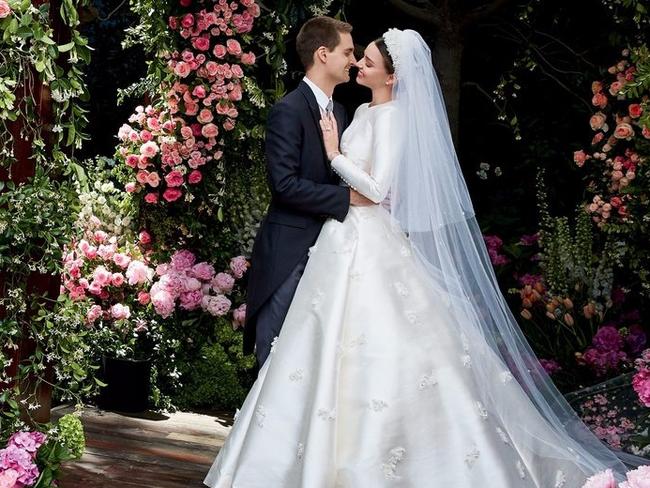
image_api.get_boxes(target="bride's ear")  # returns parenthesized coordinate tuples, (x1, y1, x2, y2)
(386, 74, 396, 86)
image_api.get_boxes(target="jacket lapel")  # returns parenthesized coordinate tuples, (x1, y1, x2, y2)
(297, 81, 337, 177)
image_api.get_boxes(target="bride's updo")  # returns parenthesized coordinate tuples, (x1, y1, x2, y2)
(373, 38, 395, 74)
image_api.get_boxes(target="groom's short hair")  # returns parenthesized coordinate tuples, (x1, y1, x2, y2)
(296, 16, 353, 70)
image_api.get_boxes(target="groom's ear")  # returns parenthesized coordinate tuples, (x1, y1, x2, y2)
(315, 45, 329, 65)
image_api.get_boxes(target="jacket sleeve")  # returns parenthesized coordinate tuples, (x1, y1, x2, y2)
(266, 101, 350, 222)
(330, 107, 396, 204)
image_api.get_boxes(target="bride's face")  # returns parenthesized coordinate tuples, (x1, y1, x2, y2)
(355, 42, 392, 89)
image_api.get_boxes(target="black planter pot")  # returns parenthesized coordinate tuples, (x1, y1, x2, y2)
(98, 356, 152, 413)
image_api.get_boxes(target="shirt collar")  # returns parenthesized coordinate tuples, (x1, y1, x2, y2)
(303, 76, 332, 112)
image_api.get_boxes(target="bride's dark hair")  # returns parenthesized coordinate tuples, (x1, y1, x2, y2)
(373, 37, 395, 74)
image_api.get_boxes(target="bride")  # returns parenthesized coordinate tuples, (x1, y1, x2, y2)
(205, 28, 638, 487)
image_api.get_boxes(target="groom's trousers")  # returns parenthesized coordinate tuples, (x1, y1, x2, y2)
(255, 253, 309, 368)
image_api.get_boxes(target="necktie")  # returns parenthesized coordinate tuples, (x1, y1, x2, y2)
(325, 99, 333, 117)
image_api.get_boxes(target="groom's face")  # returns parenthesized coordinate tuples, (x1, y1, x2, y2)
(324, 32, 356, 84)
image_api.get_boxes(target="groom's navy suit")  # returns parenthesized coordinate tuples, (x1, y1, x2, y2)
(243, 81, 350, 365)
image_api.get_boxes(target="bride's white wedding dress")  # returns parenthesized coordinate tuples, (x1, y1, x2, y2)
(204, 102, 597, 487)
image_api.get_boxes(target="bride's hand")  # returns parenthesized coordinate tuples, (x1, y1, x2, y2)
(319, 112, 340, 161)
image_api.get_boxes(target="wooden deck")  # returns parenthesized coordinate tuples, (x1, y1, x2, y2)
(52, 405, 233, 488)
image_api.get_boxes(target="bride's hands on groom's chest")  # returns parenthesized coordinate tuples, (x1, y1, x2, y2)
(319, 112, 340, 157)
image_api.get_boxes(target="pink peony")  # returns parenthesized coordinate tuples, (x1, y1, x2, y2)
(180, 290, 203, 310)
(202, 294, 232, 316)
(580, 469, 616, 488)
(232, 303, 246, 329)
(620, 465, 650, 488)
(191, 262, 215, 281)
(212, 272, 234, 293)
(165, 170, 184, 187)
(150, 283, 175, 318)
(0, 469, 19, 488)
(126, 260, 153, 286)
(633, 368, 650, 407)
(0, 0, 12, 18)
(163, 187, 183, 202)
(229, 256, 248, 279)
(111, 303, 131, 320)
(171, 250, 196, 270)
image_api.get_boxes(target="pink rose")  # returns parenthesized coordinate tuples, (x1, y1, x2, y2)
(140, 129, 153, 142)
(111, 273, 125, 287)
(629, 104, 643, 118)
(165, 170, 184, 187)
(231, 64, 244, 78)
(126, 260, 153, 285)
(188, 170, 202, 184)
(240, 52, 256, 65)
(145, 192, 159, 204)
(205, 61, 219, 76)
(93, 266, 112, 286)
(212, 44, 227, 58)
(138, 291, 151, 305)
(163, 187, 183, 202)
(168, 16, 178, 29)
(147, 171, 161, 187)
(174, 61, 191, 78)
(201, 123, 219, 138)
(93, 230, 108, 243)
(87, 304, 103, 323)
(608, 80, 624, 96)
(223, 118, 235, 131)
(138, 230, 152, 245)
(589, 112, 606, 131)
(180, 13, 194, 28)
(112, 253, 131, 269)
(111, 303, 131, 320)
(0, 0, 13, 18)
(192, 36, 211, 51)
(573, 150, 588, 167)
(197, 108, 214, 124)
(592, 92, 608, 109)
(227, 39, 242, 56)
(614, 123, 634, 140)
(591, 81, 603, 94)
(125, 154, 139, 168)
(192, 85, 207, 99)
(140, 141, 159, 158)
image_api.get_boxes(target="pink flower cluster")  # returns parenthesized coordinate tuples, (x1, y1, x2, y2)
(579, 326, 628, 376)
(149, 250, 248, 319)
(165, 0, 259, 139)
(0, 0, 12, 19)
(117, 105, 211, 204)
(0, 432, 46, 488)
(539, 358, 562, 375)
(633, 349, 650, 407)
(584, 465, 650, 488)
(61, 225, 154, 326)
(574, 49, 649, 227)
(579, 393, 635, 450)
(483, 235, 509, 266)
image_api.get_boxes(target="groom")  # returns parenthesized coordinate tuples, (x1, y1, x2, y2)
(243, 16, 372, 368)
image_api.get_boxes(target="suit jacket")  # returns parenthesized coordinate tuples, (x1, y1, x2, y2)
(243, 81, 350, 354)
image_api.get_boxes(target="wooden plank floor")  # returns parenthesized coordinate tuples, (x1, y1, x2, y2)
(52, 405, 233, 488)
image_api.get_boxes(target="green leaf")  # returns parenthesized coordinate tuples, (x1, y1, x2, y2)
(58, 41, 74, 52)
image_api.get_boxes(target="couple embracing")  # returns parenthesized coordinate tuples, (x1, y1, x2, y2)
(205, 16, 635, 488)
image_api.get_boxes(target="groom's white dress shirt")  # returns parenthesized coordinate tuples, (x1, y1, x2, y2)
(303, 76, 333, 115)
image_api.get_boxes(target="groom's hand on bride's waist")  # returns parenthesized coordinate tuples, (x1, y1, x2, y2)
(350, 189, 374, 207)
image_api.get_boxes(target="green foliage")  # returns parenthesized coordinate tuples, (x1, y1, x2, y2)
(173, 320, 255, 410)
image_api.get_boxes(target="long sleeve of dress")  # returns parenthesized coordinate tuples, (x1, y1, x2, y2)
(330, 106, 397, 204)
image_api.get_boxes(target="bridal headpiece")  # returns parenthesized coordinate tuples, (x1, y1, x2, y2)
(382, 28, 404, 75)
